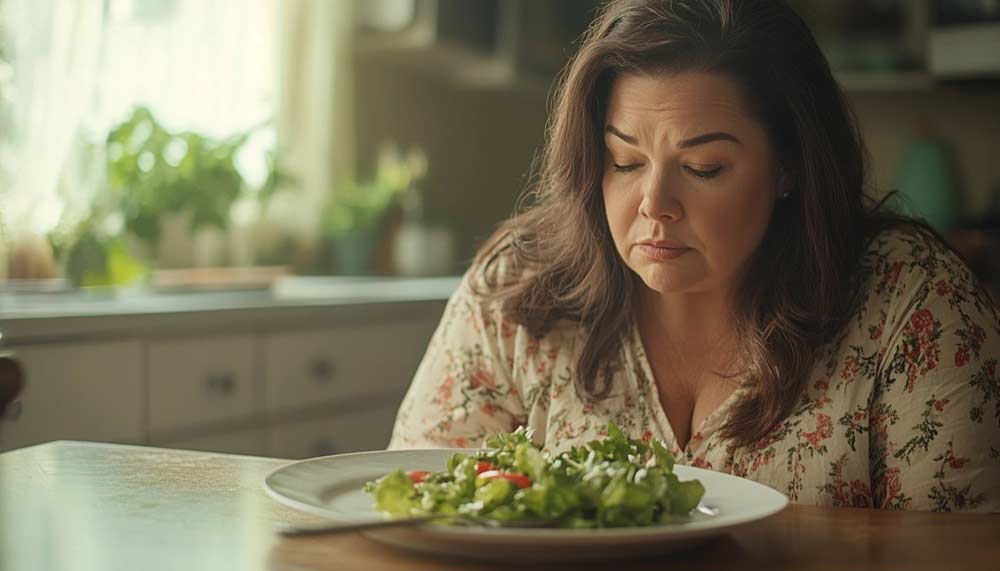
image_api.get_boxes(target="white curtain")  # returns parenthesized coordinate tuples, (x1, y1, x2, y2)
(0, 0, 356, 259)
(1, 0, 105, 237)
(265, 0, 357, 244)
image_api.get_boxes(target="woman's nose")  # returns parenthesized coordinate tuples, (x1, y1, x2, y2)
(638, 168, 684, 221)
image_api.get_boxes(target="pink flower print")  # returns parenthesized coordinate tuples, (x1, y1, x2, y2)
(469, 368, 497, 390)
(935, 280, 952, 296)
(840, 357, 859, 381)
(882, 261, 904, 290)
(437, 376, 455, 402)
(804, 414, 833, 449)
(910, 308, 934, 331)
(877, 467, 911, 510)
(955, 346, 969, 368)
(500, 317, 515, 339)
(870, 322, 884, 341)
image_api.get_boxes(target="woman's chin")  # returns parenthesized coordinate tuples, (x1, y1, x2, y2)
(636, 271, 690, 295)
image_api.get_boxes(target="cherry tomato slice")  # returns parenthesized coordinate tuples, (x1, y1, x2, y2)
(499, 473, 532, 489)
(478, 470, 531, 489)
(475, 461, 498, 474)
(407, 470, 430, 484)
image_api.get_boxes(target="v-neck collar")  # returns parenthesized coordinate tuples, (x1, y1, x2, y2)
(627, 320, 745, 458)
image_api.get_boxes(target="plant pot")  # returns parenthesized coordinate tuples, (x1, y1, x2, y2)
(332, 228, 377, 275)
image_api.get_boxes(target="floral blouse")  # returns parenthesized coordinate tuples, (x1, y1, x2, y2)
(389, 229, 1000, 512)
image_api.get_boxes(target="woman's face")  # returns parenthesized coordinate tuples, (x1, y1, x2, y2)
(602, 71, 785, 299)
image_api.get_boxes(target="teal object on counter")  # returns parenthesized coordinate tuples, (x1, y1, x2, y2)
(894, 137, 960, 232)
(332, 227, 377, 275)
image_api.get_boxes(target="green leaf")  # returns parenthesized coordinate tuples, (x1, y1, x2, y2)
(669, 479, 705, 515)
(514, 442, 546, 481)
(651, 439, 675, 473)
(370, 470, 418, 517)
(475, 479, 515, 510)
(366, 423, 705, 528)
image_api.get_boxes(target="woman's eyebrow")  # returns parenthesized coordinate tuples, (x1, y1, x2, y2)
(605, 124, 741, 148)
(605, 124, 638, 145)
(677, 131, 742, 148)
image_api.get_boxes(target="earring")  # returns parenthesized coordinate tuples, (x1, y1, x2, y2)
(780, 191, 791, 199)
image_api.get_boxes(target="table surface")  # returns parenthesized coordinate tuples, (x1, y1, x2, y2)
(1, 441, 998, 571)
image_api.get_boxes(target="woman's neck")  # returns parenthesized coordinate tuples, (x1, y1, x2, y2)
(637, 286, 736, 355)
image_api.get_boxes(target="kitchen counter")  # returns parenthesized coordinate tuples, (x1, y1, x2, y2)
(0, 276, 460, 343)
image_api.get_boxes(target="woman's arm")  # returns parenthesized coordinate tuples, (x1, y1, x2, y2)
(870, 237, 1000, 512)
(388, 274, 526, 449)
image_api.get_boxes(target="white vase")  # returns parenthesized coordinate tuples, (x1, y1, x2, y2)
(394, 224, 455, 277)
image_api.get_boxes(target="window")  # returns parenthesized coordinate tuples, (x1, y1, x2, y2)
(0, 0, 294, 283)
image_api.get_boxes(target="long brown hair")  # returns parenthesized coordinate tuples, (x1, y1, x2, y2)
(472, 0, 925, 447)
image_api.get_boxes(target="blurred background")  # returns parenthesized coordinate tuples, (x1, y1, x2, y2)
(0, 0, 998, 459)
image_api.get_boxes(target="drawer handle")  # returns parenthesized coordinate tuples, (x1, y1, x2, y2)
(205, 373, 237, 396)
(310, 358, 336, 384)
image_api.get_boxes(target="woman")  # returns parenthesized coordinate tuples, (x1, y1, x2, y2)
(389, 0, 1000, 511)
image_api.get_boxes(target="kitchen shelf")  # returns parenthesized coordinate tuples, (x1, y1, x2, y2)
(355, 32, 550, 92)
(355, 0, 595, 93)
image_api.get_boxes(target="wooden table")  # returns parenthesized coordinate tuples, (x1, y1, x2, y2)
(1, 442, 998, 571)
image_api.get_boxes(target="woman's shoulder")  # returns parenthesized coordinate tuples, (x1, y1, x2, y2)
(850, 223, 999, 351)
(860, 224, 980, 300)
(450, 242, 582, 345)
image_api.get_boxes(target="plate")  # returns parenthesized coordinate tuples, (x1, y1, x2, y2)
(264, 448, 788, 561)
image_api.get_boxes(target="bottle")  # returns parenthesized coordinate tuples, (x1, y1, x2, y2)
(894, 123, 960, 232)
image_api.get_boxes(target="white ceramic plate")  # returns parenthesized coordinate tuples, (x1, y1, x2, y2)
(265, 448, 788, 561)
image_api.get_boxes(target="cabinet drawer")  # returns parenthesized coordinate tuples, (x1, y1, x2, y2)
(147, 335, 258, 434)
(262, 320, 435, 414)
(267, 404, 399, 459)
(1, 341, 142, 451)
(156, 427, 267, 457)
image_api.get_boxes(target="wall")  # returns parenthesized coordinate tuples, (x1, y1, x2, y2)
(850, 88, 1000, 215)
(354, 57, 549, 268)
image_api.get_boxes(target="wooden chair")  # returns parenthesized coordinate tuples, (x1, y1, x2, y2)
(0, 355, 25, 420)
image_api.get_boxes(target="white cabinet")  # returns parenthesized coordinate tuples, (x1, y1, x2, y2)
(1, 341, 143, 450)
(2, 300, 444, 457)
(267, 403, 400, 459)
(158, 427, 267, 457)
(262, 320, 434, 414)
(147, 335, 258, 434)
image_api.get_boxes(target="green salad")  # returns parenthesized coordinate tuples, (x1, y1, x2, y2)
(364, 422, 705, 528)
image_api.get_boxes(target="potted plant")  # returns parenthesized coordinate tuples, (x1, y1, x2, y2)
(322, 142, 426, 275)
(53, 106, 292, 286)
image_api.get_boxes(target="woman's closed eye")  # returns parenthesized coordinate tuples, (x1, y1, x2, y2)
(613, 162, 642, 173)
(685, 165, 723, 179)
(610, 161, 725, 178)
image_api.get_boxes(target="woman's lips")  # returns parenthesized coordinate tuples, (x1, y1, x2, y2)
(637, 242, 691, 261)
